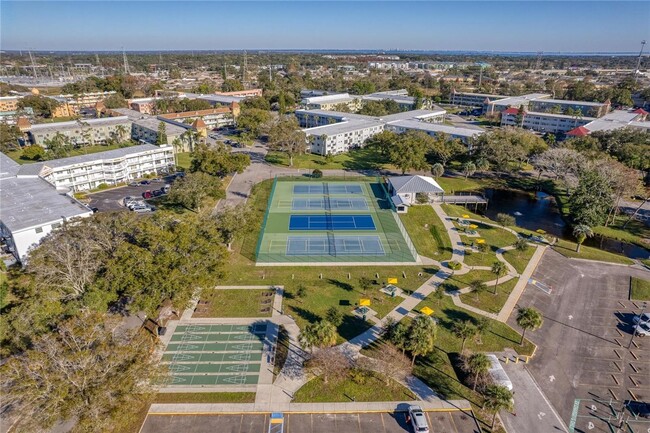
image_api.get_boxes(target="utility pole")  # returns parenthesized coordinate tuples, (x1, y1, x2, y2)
(122, 47, 130, 75)
(242, 50, 247, 87)
(478, 67, 483, 89)
(535, 51, 543, 70)
(269, 64, 272, 83)
(28, 50, 38, 79)
(634, 40, 646, 83)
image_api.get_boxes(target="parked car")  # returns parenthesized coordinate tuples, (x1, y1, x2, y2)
(91, 207, 99, 213)
(625, 400, 650, 418)
(162, 184, 171, 194)
(128, 182, 139, 187)
(139, 180, 151, 185)
(407, 405, 429, 433)
(142, 190, 152, 199)
(633, 322, 650, 337)
(123, 196, 134, 206)
(632, 313, 650, 326)
(132, 206, 153, 213)
(126, 200, 145, 210)
(152, 190, 163, 197)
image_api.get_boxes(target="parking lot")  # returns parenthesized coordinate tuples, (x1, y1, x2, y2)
(87, 177, 174, 212)
(141, 410, 480, 433)
(509, 250, 650, 432)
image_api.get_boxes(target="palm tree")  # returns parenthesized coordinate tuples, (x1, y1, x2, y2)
(462, 161, 476, 179)
(115, 124, 129, 142)
(466, 352, 491, 391)
(431, 163, 444, 178)
(406, 316, 437, 366)
(452, 320, 477, 352)
(572, 224, 593, 253)
(516, 307, 543, 346)
(298, 323, 320, 353)
(469, 280, 488, 301)
(474, 317, 490, 345)
(491, 261, 507, 295)
(483, 385, 514, 429)
(313, 320, 337, 348)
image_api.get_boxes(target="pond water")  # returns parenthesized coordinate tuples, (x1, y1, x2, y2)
(481, 189, 650, 260)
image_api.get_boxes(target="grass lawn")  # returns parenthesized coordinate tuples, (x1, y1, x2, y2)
(265, 147, 391, 171)
(501, 247, 536, 274)
(193, 289, 275, 318)
(293, 373, 416, 403)
(552, 239, 634, 265)
(4, 142, 136, 165)
(274, 326, 290, 378)
(436, 176, 483, 193)
(152, 392, 256, 404)
(175, 152, 192, 170)
(442, 204, 491, 223)
(399, 205, 452, 261)
(441, 270, 500, 292)
(592, 216, 650, 250)
(459, 278, 518, 315)
(630, 277, 650, 301)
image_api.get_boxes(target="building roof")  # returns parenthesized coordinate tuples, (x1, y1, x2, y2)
(303, 119, 384, 136)
(302, 93, 356, 105)
(532, 97, 608, 107)
(192, 118, 207, 129)
(295, 109, 371, 121)
(184, 92, 244, 105)
(577, 109, 648, 134)
(566, 126, 591, 136)
(451, 90, 505, 98)
(110, 107, 152, 120)
(0, 152, 21, 179)
(133, 117, 187, 135)
(388, 119, 484, 138)
(502, 107, 520, 115)
(381, 108, 446, 123)
(28, 116, 131, 134)
(16, 144, 170, 176)
(158, 107, 232, 120)
(633, 108, 649, 115)
(388, 175, 444, 194)
(490, 93, 551, 107)
(0, 176, 92, 233)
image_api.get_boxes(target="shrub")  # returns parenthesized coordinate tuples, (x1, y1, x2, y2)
(312, 169, 323, 178)
(496, 213, 516, 227)
(20, 145, 45, 161)
(447, 261, 462, 271)
(416, 192, 429, 204)
(477, 242, 489, 253)
(96, 183, 109, 190)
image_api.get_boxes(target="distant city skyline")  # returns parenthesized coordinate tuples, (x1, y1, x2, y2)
(1, 1, 648, 53)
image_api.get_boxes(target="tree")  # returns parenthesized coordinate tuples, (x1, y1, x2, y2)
(483, 385, 514, 429)
(103, 93, 128, 109)
(0, 123, 22, 152)
(572, 224, 593, 253)
(496, 213, 515, 227)
(20, 145, 45, 161)
(406, 315, 437, 366)
(236, 108, 273, 138)
(221, 79, 244, 92)
(532, 148, 585, 193)
(358, 276, 374, 297)
(469, 280, 488, 301)
(475, 317, 490, 345)
(491, 261, 507, 295)
(156, 121, 168, 145)
(476, 128, 546, 173)
(305, 347, 351, 385)
(0, 312, 159, 432)
(427, 133, 466, 167)
(465, 352, 491, 391)
(516, 307, 543, 345)
(513, 238, 529, 255)
(452, 320, 478, 351)
(569, 170, 613, 227)
(18, 95, 61, 118)
(367, 343, 412, 386)
(267, 117, 306, 167)
(462, 161, 477, 179)
(366, 130, 398, 157)
(215, 204, 253, 250)
(167, 172, 224, 212)
(431, 163, 444, 178)
(386, 320, 410, 355)
(325, 306, 344, 327)
(299, 320, 338, 353)
(432, 286, 445, 305)
(389, 130, 431, 174)
(190, 143, 250, 177)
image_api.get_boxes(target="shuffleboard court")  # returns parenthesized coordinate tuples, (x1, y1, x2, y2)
(166, 341, 264, 353)
(286, 235, 385, 256)
(168, 362, 261, 374)
(168, 374, 259, 386)
(161, 351, 263, 363)
(293, 183, 363, 195)
(290, 197, 369, 211)
(289, 214, 376, 231)
(175, 324, 267, 334)
(170, 332, 261, 343)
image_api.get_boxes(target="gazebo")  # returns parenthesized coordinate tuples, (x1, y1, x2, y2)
(387, 175, 444, 213)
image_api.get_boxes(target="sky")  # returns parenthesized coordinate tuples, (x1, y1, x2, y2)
(1, 1, 649, 52)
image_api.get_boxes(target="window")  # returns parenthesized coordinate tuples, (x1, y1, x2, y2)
(35, 227, 43, 233)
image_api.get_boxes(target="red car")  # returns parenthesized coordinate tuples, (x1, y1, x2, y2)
(142, 190, 152, 199)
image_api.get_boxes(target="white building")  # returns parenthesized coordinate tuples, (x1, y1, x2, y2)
(27, 116, 133, 146)
(385, 120, 484, 144)
(304, 120, 385, 155)
(300, 93, 361, 111)
(362, 90, 434, 110)
(387, 175, 444, 213)
(16, 144, 175, 192)
(500, 107, 595, 134)
(0, 153, 93, 262)
(566, 109, 650, 137)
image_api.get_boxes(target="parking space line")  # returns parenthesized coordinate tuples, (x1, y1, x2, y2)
(448, 412, 460, 433)
(380, 412, 386, 433)
(238, 413, 243, 433)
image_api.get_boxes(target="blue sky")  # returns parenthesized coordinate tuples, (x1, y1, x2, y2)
(1, 1, 648, 52)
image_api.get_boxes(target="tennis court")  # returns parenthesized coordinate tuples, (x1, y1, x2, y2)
(289, 214, 376, 231)
(289, 197, 369, 211)
(286, 235, 385, 256)
(160, 323, 268, 388)
(255, 179, 418, 264)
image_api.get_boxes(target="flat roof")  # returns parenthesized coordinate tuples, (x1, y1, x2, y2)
(184, 92, 244, 105)
(112, 107, 152, 120)
(0, 152, 21, 179)
(17, 144, 171, 176)
(452, 91, 505, 98)
(582, 109, 647, 133)
(295, 109, 371, 121)
(506, 111, 597, 121)
(29, 116, 131, 134)
(0, 176, 92, 232)
(302, 93, 356, 104)
(362, 93, 416, 105)
(382, 108, 446, 122)
(388, 119, 484, 138)
(490, 93, 551, 106)
(134, 117, 187, 135)
(303, 119, 384, 136)
(532, 97, 607, 107)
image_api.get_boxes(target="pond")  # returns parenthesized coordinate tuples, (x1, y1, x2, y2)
(481, 189, 650, 260)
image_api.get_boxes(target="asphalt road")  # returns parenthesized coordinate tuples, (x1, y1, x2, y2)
(87, 177, 175, 212)
(141, 410, 481, 433)
(509, 249, 650, 433)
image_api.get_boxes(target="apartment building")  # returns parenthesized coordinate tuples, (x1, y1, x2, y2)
(157, 103, 240, 129)
(567, 109, 650, 137)
(48, 91, 117, 116)
(300, 93, 362, 111)
(528, 98, 611, 118)
(362, 90, 434, 110)
(304, 120, 385, 155)
(0, 96, 19, 112)
(450, 90, 505, 107)
(129, 97, 157, 114)
(131, 116, 189, 148)
(500, 108, 595, 134)
(385, 120, 483, 144)
(484, 93, 551, 116)
(16, 144, 175, 192)
(27, 116, 133, 146)
(214, 89, 262, 98)
(0, 153, 93, 262)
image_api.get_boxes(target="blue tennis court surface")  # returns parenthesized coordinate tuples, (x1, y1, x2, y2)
(289, 214, 375, 231)
(293, 184, 363, 194)
(291, 197, 368, 211)
(286, 235, 385, 256)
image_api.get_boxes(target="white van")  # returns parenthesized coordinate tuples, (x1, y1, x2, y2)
(486, 354, 513, 390)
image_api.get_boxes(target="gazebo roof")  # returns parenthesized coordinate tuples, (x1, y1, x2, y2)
(388, 175, 444, 194)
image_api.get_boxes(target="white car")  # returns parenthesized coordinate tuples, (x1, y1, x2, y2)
(407, 405, 429, 433)
(632, 313, 650, 326)
(634, 322, 650, 337)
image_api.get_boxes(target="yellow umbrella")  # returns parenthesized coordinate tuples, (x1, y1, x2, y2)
(387, 277, 398, 284)
(420, 306, 434, 316)
(462, 214, 470, 218)
(536, 229, 546, 234)
(360, 298, 371, 306)
(469, 224, 478, 229)
(476, 239, 485, 244)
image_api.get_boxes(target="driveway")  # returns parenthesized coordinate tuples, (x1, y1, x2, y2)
(509, 249, 650, 432)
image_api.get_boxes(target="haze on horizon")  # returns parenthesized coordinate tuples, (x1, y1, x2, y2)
(1, 1, 648, 53)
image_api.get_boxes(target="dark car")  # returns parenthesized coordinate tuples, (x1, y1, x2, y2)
(152, 189, 163, 197)
(91, 207, 99, 213)
(140, 180, 151, 185)
(625, 400, 650, 418)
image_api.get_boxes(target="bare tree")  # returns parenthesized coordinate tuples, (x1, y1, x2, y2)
(532, 148, 585, 193)
(304, 347, 351, 385)
(365, 343, 412, 386)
